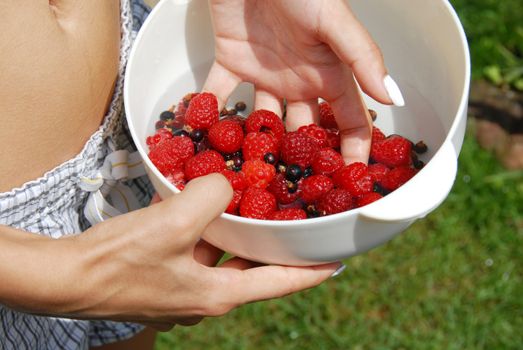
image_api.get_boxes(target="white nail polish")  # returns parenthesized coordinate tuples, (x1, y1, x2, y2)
(330, 264, 346, 278)
(383, 75, 405, 106)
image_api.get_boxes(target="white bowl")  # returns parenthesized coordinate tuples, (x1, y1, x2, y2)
(124, 0, 470, 265)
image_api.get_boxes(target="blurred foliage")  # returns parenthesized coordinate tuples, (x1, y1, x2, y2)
(450, 0, 523, 90)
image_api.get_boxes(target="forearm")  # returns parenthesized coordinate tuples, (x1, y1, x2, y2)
(0, 225, 87, 316)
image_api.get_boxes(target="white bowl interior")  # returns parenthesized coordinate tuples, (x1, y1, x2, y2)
(124, 0, 470, 264)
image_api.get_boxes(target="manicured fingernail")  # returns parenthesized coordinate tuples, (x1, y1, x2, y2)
(330, 264, 346, 278)
(383, 75, 405, 106)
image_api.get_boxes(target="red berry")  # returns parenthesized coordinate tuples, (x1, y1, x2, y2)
(300, 175, 334, 203)
(370, 135, 413, 167)
(239, 187, 277, 219)
(146, 128, 173, 149)
(184, 150, 225, 180)
(242, 132, 279, 162)
(221, 169, 247, 191)
(148, 136, 195, 176)
(325, 128, 341, 149)
(268, 208, 307, 221)
(356, 192, 383, 207)
(297, 124, 328, 147)
(333, 162, 374, 197)
(245, 109, 285, 140)
(319, 102, 338, 129)
(165, 168, 186, 191)
(371, 126, 386, 143)
(280, 131, 320, 169)
(242, 160, 276, 189)
(368, 163, 390, 183)
(185, 92, 219, 130)
(225, 190, 243, 214)
(316, 189, 353, 215)
(221, 114, 245, 128)
(380, 166, 417, 191)
(266, 173, 300, 205)
(311, 148, 344, 175)
(208, 120, 244, 154)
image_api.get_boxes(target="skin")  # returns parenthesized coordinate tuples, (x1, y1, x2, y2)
(0, 0, 387, 349)
(204, 0, 391, 164)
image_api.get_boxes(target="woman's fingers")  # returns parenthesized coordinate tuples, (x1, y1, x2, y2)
(327, 69, 372, 164)
(194, 240, 224, 267)
(285, 99, 320, 131)
(322, 1, 404, 106)
(203, 61, 242, 111)
(219, 262, 342, 306)
(254, 89, 284, 116)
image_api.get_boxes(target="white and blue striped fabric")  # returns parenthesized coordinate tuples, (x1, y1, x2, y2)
(0, 1, 155, 348)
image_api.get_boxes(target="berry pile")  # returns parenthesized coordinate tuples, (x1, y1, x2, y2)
(146, 92, 428, 220)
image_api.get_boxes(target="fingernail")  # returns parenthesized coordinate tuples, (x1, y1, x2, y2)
(330, 264, 346, 278)
(383, 75, 405, 107)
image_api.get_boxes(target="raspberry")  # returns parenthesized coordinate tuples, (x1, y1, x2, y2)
(221, 114, 246, 128)
(300, 175, 334, 203)
(245, 109, 285, 140)
(146, 128, 173, 149)
(148, 136, 195, 176)
(368, 163, 390, 183)
(242, 160, 276, 189)
(268, 208, 307, 221)
(311, 148, 344, 175)
(239, 187, 277, 219)
(184, 150, 225, 180)
(208, 120, 244, 154)
(356, 192, 383, 207)
(297, 124, 328, 147)
(319, 102, 338, 129)
(221, 169, 247, 191)
(242, 132, 279, 162)
(380, 166, 417, 191)
(325, 128, 341, 149)
(316, 189, 353, 215)
(371, 126, 386, 143)
(266, 173, 300, 205)
(280, 131, 320, 169)
(165, 168, 186, 191)
(185, 92, 219, 130)
(333, 162, 374, 197)
(225, 190, 243, 215)
(371, 135, 413, 167)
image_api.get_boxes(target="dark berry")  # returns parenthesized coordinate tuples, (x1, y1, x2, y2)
(160, 110, 175, 121)
(227, 108, 237, 115)
(287, 181, 298, 193)
(285, 164, 302, 183)
(303, 167, 313, 178)
(190, 129, 205, 142)
(172, 129, 190, 137)
(235, 101, 247, 111)
(369, 109, 377, 121)
(232, 156, 243, 168)
(413, 141, 428, 154)
(264, 153, 276, 164)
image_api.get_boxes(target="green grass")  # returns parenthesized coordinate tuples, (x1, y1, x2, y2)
(155, 124, 522, 350)
(154, 2, 523, 348)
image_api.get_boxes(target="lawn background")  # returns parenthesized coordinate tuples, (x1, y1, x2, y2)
(141, 0, 523, 348)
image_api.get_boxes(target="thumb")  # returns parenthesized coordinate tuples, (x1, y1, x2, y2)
(158, 173, 233, 238)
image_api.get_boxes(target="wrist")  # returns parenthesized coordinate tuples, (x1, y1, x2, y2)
(0, 227, 84, 316)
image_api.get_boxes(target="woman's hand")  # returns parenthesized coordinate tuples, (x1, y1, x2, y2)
(66, 174, 339, 330)
(204, 0, 404, 164)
